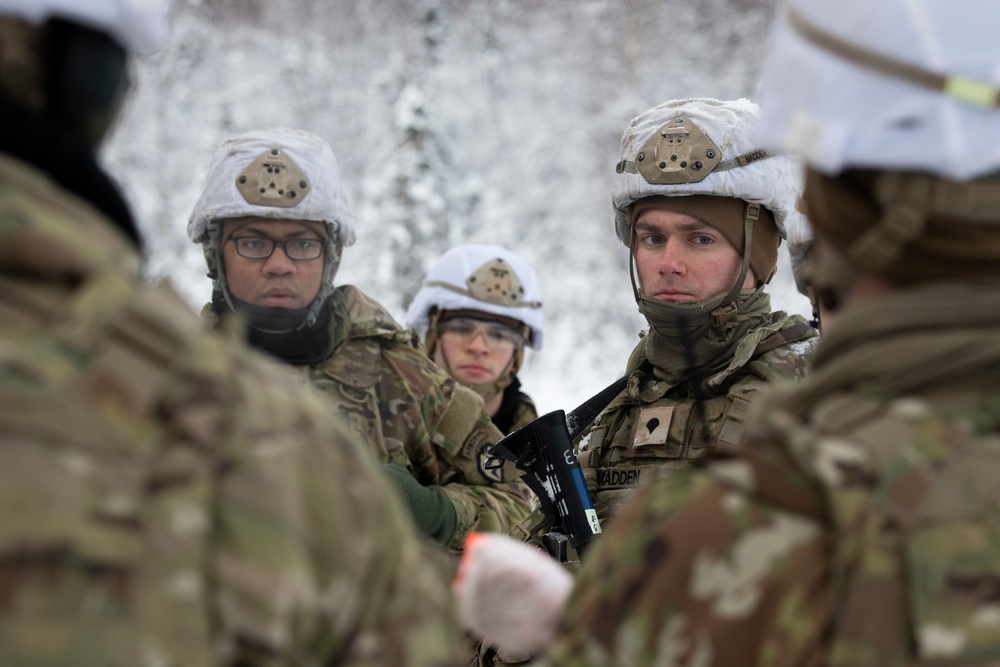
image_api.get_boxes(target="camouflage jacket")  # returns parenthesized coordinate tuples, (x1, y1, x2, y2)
(543, 282, 1000, 667)
(259, 285, 530, 551)
(578, 313, 816, 521)
(511, 313, 816, 546)
(0, 147, 465, 666)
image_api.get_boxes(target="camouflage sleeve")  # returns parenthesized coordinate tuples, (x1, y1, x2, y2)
(186, 338, 467, 665)
(379, 344, 532, 550)
(541, 441, 831, 667)
(0, 265, 464, 666)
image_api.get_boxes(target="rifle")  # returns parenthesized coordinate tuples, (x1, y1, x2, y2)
(487, 368, 641, 560)
(488, 410, 602, 560)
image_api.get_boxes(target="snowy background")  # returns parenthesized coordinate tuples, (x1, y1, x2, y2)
(102, 0, 810, 414)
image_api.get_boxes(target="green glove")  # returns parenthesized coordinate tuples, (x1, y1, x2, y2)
(383, 463, 458, 546)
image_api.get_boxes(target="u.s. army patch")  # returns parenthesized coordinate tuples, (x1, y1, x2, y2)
(479, 443, 505, 483)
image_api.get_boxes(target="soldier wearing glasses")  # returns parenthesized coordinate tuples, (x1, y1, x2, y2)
(188, 127, 530, 551)
(407, 244, 544, 435)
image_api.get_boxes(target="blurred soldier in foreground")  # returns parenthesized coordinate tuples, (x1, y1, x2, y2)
(188, 129, 530, 550)
(484, 0, 1000, 664)
(407, 243, 544, 435)
(473, 97, 817, 665)
(0, 1, 464, 663)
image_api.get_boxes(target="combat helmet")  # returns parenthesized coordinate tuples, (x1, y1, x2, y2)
(406, 243, 543, 400)
(188, 127, 357, 338)
(758, 0, 1000, 289)
(0, 0, 172, 55)
(613, 98, 804, 331)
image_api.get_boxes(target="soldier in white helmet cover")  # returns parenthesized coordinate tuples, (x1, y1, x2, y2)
(188, 128, 530, 553)
(407, 243, 544, 435)
(468, 97, 818, 666)
(531, 1, 1000, 665)
(0, 1, 468, 664)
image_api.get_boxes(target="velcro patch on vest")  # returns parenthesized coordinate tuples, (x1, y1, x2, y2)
(717, 396, 752, 446)
(633, 405, 675, 447)
(727, 396, 754, 422)
(717, 420, 745, 446)
(437, 385, 486, 456)
(594, 466, 645, 491)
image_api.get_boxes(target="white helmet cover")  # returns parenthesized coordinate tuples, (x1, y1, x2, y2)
(0, 0, 172, 55)
(758, 0, 1000, 180)
(188, 127, 357, 247)
(612, 98, 803, 245)
(406, 243, 544, 350)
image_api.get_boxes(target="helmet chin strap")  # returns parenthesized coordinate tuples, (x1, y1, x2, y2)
(710, 204, 758, 327)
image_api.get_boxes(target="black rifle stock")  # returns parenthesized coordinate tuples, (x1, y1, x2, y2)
(488, 410, 602, 560)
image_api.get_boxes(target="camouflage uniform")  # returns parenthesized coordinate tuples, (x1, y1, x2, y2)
(542, 282, 1000, 666)
(477, 313, 814, 667)
(577, 314, 814, 522)
(0, 144, 465, 665)
(511, 313, 816, 544)
(207, 284, 531, 551)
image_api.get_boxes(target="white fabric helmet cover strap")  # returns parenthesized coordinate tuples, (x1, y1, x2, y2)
(424, 257, 543, 310)
(787, 6, 1000, 110)
(616, 116, 776, 187)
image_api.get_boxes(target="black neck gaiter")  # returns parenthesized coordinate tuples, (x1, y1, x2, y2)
(212, 290, 332, 365)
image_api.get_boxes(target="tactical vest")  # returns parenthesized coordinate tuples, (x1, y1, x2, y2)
(580, 321, 815, 522)
(578, 371, 761, 521)
(506, 319, 814, 556)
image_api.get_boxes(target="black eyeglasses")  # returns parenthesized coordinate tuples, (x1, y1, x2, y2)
(438, 317, 523, 350)
(228, 236, 325, 261)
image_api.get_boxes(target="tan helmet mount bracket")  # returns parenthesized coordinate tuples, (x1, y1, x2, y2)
(631, 117, 723, 185)
(466, 258, 526, 306)
(236, 148, 311, 208)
